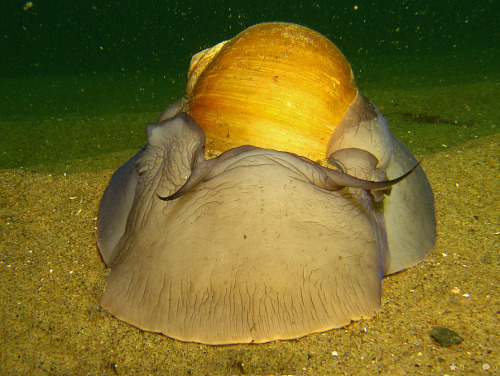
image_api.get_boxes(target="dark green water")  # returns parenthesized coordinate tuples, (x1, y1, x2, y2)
(0, 0, 498, 172)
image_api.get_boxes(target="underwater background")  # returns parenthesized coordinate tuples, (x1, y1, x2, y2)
(1, 0, 498, 375)
(0, 0, 497, 171)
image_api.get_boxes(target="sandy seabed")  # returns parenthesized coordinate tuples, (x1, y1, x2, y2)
(1, 134, 498, 375)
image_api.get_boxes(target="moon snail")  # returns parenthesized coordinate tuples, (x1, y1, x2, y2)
(96, 22, 436, 345)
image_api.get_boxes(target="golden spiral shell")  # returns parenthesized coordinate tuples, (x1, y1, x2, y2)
(184, 22, 358, 162)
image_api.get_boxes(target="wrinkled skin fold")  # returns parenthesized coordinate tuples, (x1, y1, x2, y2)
(97, 110, 436, 345)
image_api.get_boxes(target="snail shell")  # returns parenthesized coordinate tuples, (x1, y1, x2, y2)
(181, 22, 359, 162)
